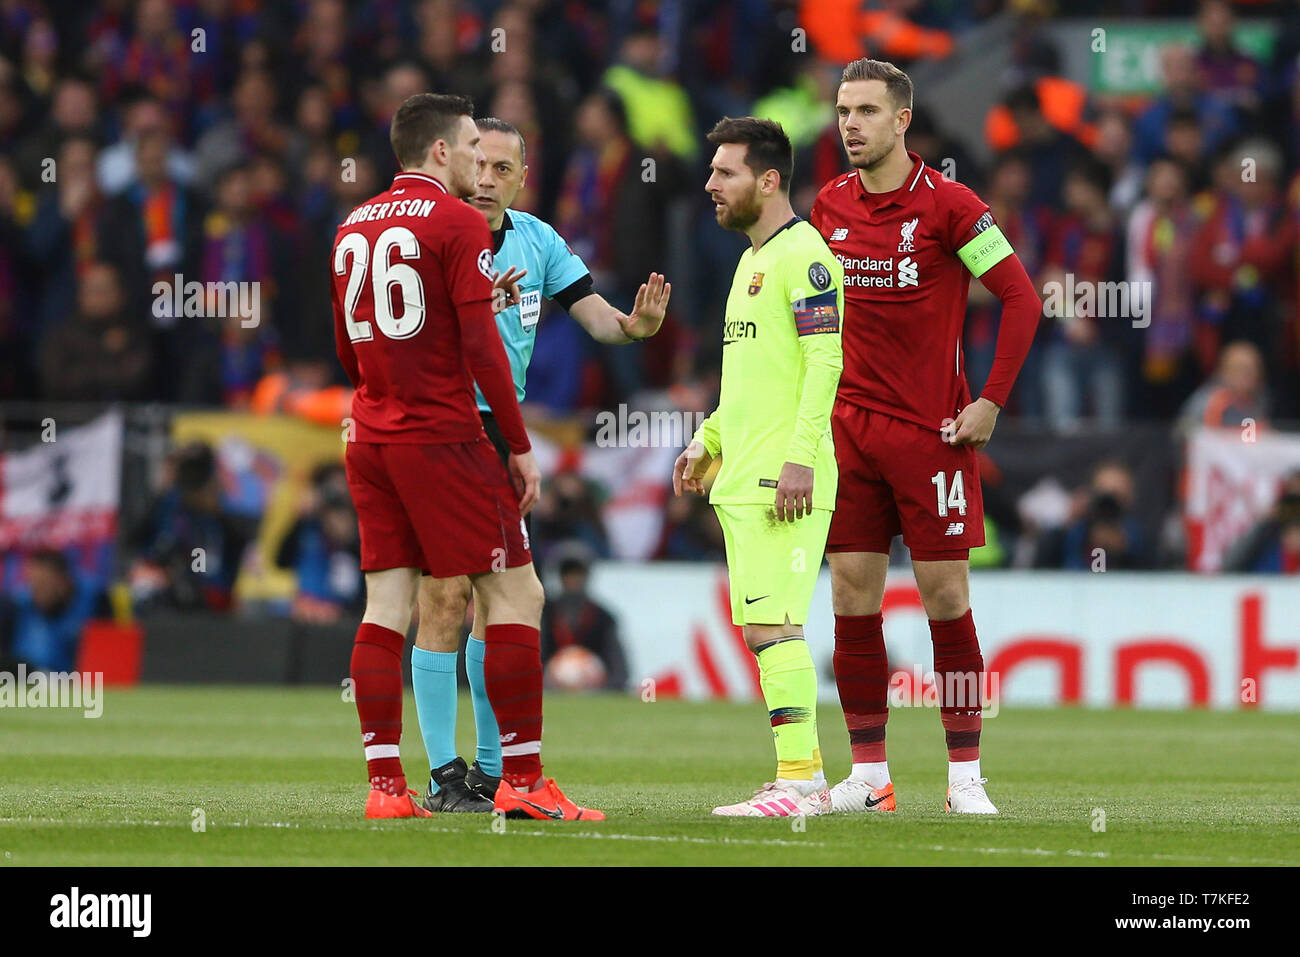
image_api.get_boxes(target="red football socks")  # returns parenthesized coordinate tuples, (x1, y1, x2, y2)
(834, 612, 890, 763)
(351, 622, 407, 795)
(483, 623, 544, 789)
(930, 609, 984, 763)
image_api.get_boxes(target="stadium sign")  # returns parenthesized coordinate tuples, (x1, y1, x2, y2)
(589, 566, 1300, 710)
(1088, 22, 1274, 96)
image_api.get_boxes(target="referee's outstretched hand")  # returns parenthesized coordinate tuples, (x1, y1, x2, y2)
(619, 272, 672, 340)
(775, 462, 813, 522)
(508, 449, 541, 516)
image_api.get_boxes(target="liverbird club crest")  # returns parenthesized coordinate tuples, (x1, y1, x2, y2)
(748, 272, 764, 295)
(898, 217, 918, 252)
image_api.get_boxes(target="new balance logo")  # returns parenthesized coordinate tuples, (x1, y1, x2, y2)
(829, 228, 849, 241)
(898, 256, 918, 287)
(945, 523, 965, 536)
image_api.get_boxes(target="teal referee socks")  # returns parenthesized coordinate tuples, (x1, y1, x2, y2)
(411, 647, 458, 791)
(465, 637, 503, 777)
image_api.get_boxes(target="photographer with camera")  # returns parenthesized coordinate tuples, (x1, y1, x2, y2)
(1034, 459, 1149, 569)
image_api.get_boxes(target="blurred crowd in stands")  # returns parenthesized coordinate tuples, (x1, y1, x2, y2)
(7, 0, 1300, 422)
(5, 0, 1300, 662)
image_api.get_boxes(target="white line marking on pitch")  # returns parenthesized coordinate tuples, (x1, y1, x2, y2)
(1, 818, 1295, 864)
(916, 843, 1108, 859)
(222, 820, 830, 848)
(0, 817, 825, 849)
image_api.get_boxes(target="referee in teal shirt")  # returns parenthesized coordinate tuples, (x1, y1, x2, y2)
(469, 117, 670, 457)
(410, 116, 672, 812)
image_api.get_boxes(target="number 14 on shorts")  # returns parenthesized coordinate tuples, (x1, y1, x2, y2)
(930, 470, 967, 517)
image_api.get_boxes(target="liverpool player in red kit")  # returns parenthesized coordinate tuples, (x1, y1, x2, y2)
(811, 60, 1042, 814)
(332, 93, 601, 820)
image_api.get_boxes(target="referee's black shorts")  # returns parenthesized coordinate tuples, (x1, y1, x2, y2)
(479, 410, 533, 538)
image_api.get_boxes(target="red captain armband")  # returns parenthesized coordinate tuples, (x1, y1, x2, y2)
(793, 288, 840, 335)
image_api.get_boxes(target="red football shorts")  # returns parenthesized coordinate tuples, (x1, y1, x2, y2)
(344, 439, 531, 577)
(827, 402, 984, 561)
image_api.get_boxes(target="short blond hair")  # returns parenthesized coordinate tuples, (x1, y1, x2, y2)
(840, 58, 913, 112)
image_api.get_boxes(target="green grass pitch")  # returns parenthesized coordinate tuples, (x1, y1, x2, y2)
(2, 686, 1297, 866)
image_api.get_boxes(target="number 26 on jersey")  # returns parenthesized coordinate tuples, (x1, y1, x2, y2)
(335, 227, 426, 342)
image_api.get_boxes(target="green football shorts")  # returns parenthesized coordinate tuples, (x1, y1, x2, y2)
(714, 504, 832, 626)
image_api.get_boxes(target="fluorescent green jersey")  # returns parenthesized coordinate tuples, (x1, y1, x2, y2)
(692, 218, 844, 509)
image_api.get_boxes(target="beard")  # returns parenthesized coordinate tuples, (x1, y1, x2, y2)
(449, 157, 478, 199)
(847, 137, 893, 171)
(715, 186, 762, 231)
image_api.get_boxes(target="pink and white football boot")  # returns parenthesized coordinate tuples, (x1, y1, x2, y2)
(711, 781, 830, 817)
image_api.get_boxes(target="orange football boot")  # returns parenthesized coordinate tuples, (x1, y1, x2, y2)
(828, 779, 897, 813)
(365, 787, 433, 819)
(493, 778, 605, 821)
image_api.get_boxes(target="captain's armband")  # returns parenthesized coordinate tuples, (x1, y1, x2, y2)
(957, 224, 1013, 278)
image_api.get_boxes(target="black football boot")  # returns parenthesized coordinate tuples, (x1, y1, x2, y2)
(423, 757, 494, 813)
(463, 760, 503, 802)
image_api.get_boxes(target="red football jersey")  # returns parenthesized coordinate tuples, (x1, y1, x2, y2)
(331, 171, 529, 452)
(811, 152, 991, 433)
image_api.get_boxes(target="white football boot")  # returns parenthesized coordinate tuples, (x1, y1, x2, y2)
(829, 778, 896, 813)
(712, 781, 828, 817)
(945, 777, 999, 814)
